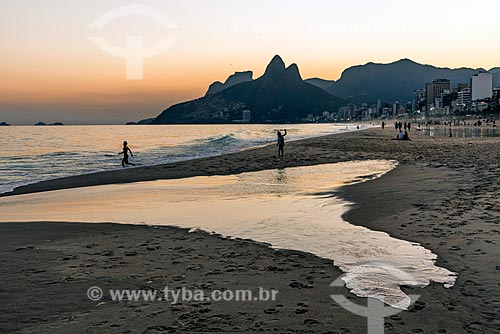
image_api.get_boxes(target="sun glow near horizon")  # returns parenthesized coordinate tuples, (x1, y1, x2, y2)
(1, 0, 500, 124)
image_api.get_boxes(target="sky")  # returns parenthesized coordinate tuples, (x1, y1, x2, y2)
(1, 0, 500, 124)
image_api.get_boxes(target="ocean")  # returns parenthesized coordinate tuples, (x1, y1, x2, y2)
(0, 124, 362, 194)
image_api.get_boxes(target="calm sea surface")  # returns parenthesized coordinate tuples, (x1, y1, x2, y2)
(0, 124, 362, 194)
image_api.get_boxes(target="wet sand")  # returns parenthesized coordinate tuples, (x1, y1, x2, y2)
(1, 127, 499, 333)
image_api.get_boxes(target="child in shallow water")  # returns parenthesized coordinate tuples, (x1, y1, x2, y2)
(119, 141, 135, 167)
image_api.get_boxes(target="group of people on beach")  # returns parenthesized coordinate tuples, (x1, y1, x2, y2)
(394, 121, 411, 141)
(381, 121, 411, 141)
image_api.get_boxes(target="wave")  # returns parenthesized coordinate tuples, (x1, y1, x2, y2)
(0, 124, 370, 195)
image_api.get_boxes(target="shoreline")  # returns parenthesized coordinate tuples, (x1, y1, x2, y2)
(0, 123, 368, 197)
(1, 128, 499, 333)
(0, 124, 368, 197)
(3, 125, 498, 197)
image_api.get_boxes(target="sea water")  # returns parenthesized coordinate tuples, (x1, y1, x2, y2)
(0, 124, 363, 194)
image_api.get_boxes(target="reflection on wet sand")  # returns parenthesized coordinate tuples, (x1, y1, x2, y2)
(0, 160, 456, 309)
(423, 127, 498, 138)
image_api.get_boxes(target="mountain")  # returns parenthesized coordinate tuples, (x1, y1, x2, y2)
(205, 71, 253, 95)
(153, 55, 346, 124)
(304, 78, 335, 91)
(327, 59, 486, 103)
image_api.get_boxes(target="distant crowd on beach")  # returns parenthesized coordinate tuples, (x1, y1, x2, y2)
(382, 121, 411, 141)
(380, 117, 497, 140)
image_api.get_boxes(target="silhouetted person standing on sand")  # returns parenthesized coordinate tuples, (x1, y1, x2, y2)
(382, 121, 385, 129)
(277, 129, 287, 157)
(119, 141, 135, 167)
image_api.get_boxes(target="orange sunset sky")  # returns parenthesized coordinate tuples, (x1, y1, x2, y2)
(1, 0, 500, 124)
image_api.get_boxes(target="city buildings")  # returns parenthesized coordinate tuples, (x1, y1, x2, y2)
(332, 71, 498, 121)
(413, 89, 426, 112)
(471, 101, 489, 113)
(457, 88, 472, 112)
(426, 79, 450, 110)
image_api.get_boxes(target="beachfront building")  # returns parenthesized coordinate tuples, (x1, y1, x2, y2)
(413, 89, 426, 112)
(456, 88, 472, 112)
(426, 79, 450, 110)
(457, 88, 471, 105)
(242, 110, 251, 122)
(471, 101, 489, 113)
(392, 101, 398, 117)
(491, 88, 500, 111)
(339, 105, 355, 121)
(471, 72, 493, 101)
(432, 90, 456, 115)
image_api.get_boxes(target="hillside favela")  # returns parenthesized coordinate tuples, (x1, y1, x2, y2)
(0, 1, 499, 334)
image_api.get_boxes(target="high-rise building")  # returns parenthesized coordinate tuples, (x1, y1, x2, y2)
(392, 101, 400, 116)
(376, 100, 382, 114)
(413, 89, 426, 112)
(471, 72, 493, 101)
(491, 88, 500, 110)
(457, 88, 471, 112)
(453, 83, 469, 93)
(426, 79, 450, 109)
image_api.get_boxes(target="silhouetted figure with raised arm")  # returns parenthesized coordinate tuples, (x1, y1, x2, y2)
(119, 141, 135, 167)
(277, 129, 287, 157)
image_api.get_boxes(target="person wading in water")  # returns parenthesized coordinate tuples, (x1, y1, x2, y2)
(119, 141, 135, 167)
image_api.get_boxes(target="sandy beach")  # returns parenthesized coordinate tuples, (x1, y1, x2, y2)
(1, 127, 499, 333)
